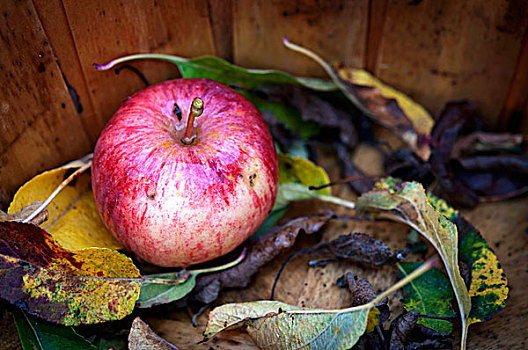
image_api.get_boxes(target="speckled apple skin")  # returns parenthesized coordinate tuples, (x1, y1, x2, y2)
(92, 78, 278, 267)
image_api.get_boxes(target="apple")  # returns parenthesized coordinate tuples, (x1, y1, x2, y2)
(91, 78, 278, 267)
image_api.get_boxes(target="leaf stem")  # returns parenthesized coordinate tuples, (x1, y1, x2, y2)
(143, 248, 246, 285)
(94, 53, 188, 71)
(22, 155, 93, 224)
(309, 174, 384, 191)
(371, 255, 438, 306)
(314, 194, 356, 209)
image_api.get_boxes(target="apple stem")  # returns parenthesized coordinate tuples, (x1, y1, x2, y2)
(181, 97, 204, 145)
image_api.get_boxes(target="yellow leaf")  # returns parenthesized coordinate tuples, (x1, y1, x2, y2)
(335, 67, 434, 137)
(8, 163, 122, 251)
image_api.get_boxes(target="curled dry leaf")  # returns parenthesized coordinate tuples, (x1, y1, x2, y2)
(8, 156, 122, 250)
(0, 221, 141, 326)
(271, 232, 404, 301)
(128, 317, 179, 350)
(356, 179, 471, 347)
(254, 84, 358, 148)
(388, 312, 452, 350)
(0, 201, 47, 225)
(336, 272, 390, 331)
(283, 38, 433, 160)
(190, 213, 334, 305)
(308, 232, 406, 268)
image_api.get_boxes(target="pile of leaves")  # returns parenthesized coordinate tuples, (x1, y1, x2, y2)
(1, 40, 522, 349)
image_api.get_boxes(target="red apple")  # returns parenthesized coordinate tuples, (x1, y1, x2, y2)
(91, 78, 278, 267)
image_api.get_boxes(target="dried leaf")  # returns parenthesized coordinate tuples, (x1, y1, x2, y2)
(452, 132, 524, 158)
(254, 84, 358, 148)
(0, 221, 141, 326)
(13, 309, 95, 350)
(204, 300, 370, 349)
(388, 312, 452, 350)
(0, 201, 48, 225)
(356, 179, 471, 346)
(245, 92, 321, 139)
(128, 317, 179, 350)
(308, 232, 405, 267)
(191, 213, 333, 305)
(398, 262, 455, 334)
(283, 39, 433, 160)
(204, 261, 434, 349)
(8, 160, 122, 251)
(95, 53, 337, 91)
(336, 272, 390, 331)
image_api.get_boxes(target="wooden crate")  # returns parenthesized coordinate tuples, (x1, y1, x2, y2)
(1, 1, 527, 349)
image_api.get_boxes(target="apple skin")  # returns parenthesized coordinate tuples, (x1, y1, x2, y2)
(92, 78, 278, 267)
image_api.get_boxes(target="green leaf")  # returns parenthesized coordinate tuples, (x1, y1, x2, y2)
(204, 259, 434, 349)
(398, 262, 455, 334)
(137, 249, 247, 308)
(356, 179, 471, 347)
(0, 221, 141, 326)
(425, 193, 509, 325)
(457, 219, 509, 325)
(95, 54, 337, 91)
(137, 273, 197, 308)
(13, 309, 95, 350)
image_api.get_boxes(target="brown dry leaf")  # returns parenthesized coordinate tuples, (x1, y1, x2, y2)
(0, 201, 47, 225)
(308, 232, 405, 267)
(129, 317, 179, 350)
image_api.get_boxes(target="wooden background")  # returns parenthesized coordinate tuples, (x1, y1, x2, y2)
(0, 1, 527, 349)
(1, 0, 527, 208)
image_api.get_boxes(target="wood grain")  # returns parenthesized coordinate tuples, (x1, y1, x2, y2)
(60, 0, 216, 136)
(498, 26, 528, 132)
(233, 0, 369, 77)
(373, 0, 528, 125)
(0, 0, 92, 207)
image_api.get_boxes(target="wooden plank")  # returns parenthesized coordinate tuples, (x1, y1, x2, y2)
(33, 0, 100, 144)
(365, 0, 388, 73)
(498, 26, 528, 132)
(373, 0, 528, 126)
(233, 0, 369, 77)
(0, 0, 92, 208)
(61, 0, 217, 134)
(207, 0, 234, 62)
